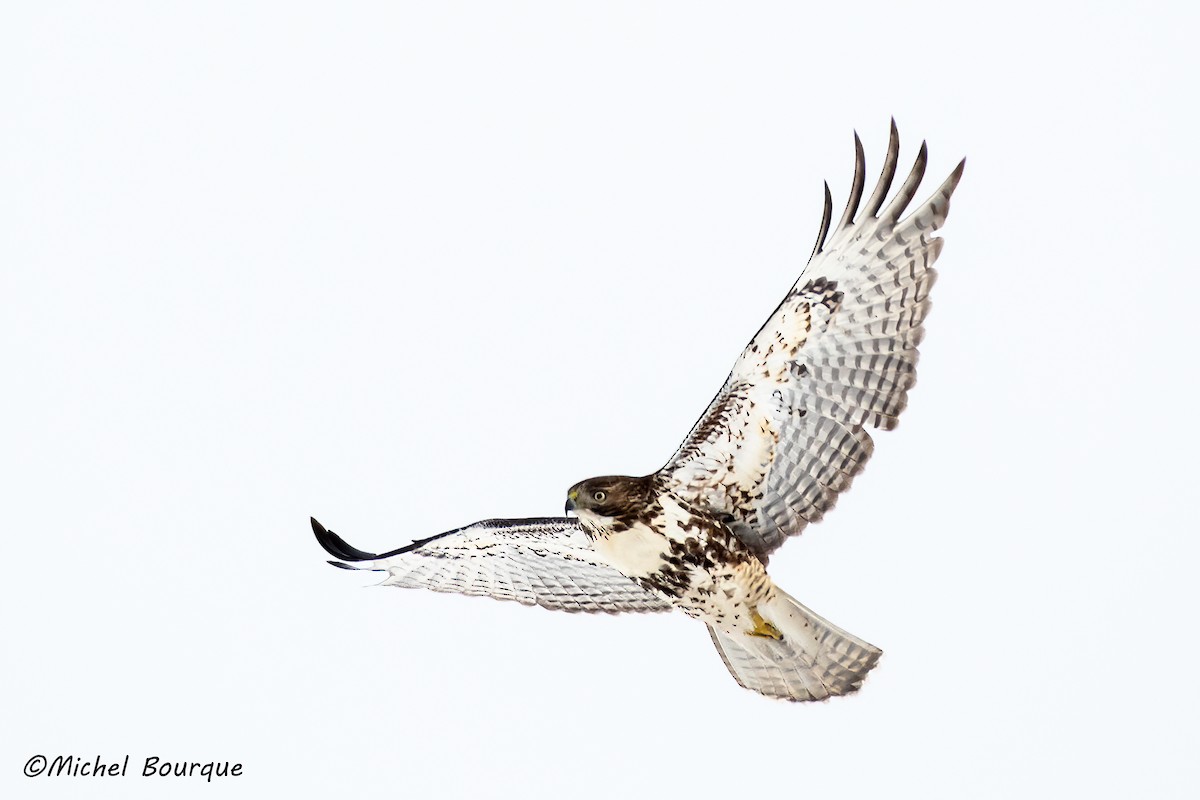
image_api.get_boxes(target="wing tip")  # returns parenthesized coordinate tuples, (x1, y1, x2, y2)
(881, 139, 929, 222)
(835, 132, 867, 231)
(808, 180, 834, 260)
(863, 120, 901, 217)
(945, 157, 967, 193)
(312, 516, 380, 563)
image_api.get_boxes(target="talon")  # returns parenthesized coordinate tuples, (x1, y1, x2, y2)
(747, 608, 783, 640)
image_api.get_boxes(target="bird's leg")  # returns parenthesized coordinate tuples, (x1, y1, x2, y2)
(747, 607, 783, 640)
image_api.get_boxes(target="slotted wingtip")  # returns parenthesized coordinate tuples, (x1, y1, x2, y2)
(937, 157, 967, 200)
(312, 516, 379, 563)
(950, 156, 967, 184)
(808, 180, 835, 260)
(312, 516, 341, 558)
(864, 120, 901, 218)
(835, 131, 868, 231)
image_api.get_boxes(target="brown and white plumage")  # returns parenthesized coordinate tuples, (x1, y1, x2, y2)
(313, 123, 964, 702)
(313, 517, 669, 614)
(665, 121, 963, 556)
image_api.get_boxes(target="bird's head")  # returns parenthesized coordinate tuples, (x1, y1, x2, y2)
(565, 475, 653, 519)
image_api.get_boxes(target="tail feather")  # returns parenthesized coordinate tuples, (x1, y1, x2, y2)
(708, 591, 882, 702)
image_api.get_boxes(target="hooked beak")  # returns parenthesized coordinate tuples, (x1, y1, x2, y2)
(564, 490, 578, 515)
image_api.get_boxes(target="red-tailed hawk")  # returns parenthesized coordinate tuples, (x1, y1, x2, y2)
(313, 122, 964, 702)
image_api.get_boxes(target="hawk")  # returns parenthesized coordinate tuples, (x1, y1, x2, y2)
(313, 122, 964, 702)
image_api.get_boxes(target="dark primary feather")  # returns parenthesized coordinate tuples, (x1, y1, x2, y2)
(835, 132, 867, 231)
(809, 181, 833, 260)
(882, 141, 928, 223)
(313, 517, 382, 562)
(862, 119, 901, 218)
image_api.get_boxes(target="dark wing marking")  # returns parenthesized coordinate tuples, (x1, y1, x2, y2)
(313, 517, 671, 614)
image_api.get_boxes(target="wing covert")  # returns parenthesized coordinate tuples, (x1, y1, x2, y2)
(312, 516, 671, 614)
(663, 122, 964, 556)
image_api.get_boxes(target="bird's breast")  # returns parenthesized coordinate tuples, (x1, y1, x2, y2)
(588, 521, 671, 579)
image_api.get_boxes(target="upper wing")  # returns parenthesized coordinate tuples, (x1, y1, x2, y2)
(663, 122, 964, 557)
(312, 516, 671, 614)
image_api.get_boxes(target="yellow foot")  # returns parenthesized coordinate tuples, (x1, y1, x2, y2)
(747, 608, 783, 640)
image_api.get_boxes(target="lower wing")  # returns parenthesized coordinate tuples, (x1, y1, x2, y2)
(312, 516, 671, 614)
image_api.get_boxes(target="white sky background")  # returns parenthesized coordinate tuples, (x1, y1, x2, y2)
(2, 2, 1197, 797)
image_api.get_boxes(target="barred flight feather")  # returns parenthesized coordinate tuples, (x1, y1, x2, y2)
(313, 517, 671, 614)
(665, 121, 963, 556)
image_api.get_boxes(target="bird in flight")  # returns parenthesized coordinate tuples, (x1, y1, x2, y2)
(313, 122, 964, 702)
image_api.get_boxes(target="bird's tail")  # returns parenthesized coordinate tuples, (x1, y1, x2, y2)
(707, 589, 882, 702)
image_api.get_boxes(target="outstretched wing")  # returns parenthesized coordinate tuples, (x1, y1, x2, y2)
(664, 122, 964, 557)
(313, 516, 670, 614)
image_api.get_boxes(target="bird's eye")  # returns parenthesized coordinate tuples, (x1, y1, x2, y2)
(593, 491, 606, 502)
